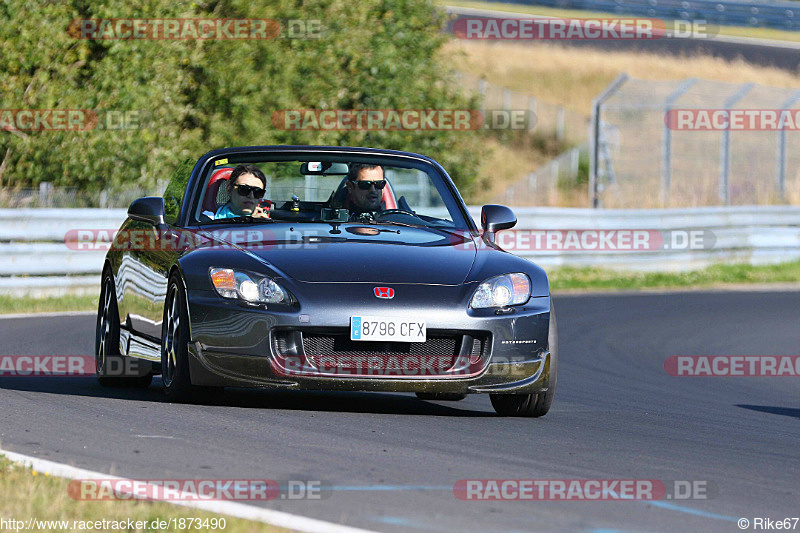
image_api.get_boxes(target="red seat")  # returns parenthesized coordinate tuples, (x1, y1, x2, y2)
(202, 167, 234, 215)
(382, 180, 398, 209)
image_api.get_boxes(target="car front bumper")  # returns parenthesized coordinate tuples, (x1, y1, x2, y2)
(184, 287, 554, 395)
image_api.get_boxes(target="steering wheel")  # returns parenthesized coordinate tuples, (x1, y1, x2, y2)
(376, 209, 416, 218)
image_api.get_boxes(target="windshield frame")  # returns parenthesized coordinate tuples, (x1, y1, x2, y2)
(181, 147, 475, 231)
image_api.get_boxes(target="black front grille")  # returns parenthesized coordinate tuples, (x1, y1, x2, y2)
(272, 329, 489, 375)
(303, 333, 459, 358)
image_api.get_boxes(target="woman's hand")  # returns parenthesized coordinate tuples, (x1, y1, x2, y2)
(251, 203, 270, 219)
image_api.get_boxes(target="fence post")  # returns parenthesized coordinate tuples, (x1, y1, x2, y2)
(661, 78, 697, 207)
(39, 182, 53, 207)
(590, 73, 628, 208)
(556, 106, 565, 142)
(570, 147, 579, 180)
(527, 97, 538, 133)
(527, 172, 537, 192)
(478, 77, 487, 103)
(719, 83, 754, 205)
(776, 90, 800, 201)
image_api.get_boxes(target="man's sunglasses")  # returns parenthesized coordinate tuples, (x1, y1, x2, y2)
(354, 180, 386, 190)
(233, 184, 266, 198)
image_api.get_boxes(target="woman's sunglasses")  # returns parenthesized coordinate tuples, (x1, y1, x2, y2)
(233, 184, 266, 198)
(354, 180, 387, 190)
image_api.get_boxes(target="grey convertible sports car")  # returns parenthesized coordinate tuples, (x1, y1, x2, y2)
(96, 145, 557, 417)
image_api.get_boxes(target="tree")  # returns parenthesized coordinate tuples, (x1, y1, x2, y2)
(0, 0, 486, 198)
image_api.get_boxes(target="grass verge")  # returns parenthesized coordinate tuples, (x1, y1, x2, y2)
(549, 259, 800, 291)
(0, 294, 100, 315)
(441, 0, 800, 43)
(0, 455, 286, 532)
(444, 39, 800, 115)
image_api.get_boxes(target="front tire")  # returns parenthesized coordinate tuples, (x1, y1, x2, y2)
(161, 275, 222, 402)
(161, 275, 196, 402)
(490, 303, 557, 417)
(95, 270, 153, 388)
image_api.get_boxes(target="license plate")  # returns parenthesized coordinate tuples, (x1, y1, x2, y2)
(350, 316, 426, 342)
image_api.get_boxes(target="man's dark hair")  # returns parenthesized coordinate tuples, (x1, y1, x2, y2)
(347, 163, 384, 181)
(227, 164, 267, 188)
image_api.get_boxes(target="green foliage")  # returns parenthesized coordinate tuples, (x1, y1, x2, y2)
(163, 158, 193, 224)
(0, 0, 485, 196)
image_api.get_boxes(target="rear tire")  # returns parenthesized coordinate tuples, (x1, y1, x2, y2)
(415, 392, 467, 401)
(490, 304, 557, 417)
(95, 270, 153, 388)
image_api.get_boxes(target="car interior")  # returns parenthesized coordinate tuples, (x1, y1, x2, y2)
(198, 162, 414, 224)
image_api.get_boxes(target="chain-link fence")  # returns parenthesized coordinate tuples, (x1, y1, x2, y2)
(456, 72, 590, 206)
(456, 72, 588, 145)
(591, 74, 800, 208)
(493, 143, 589, 206)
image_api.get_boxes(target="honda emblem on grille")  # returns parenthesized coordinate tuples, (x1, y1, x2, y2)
(374, 287, 394, 299)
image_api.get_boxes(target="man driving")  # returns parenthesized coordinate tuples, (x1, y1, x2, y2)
(345, 163, 386, 220)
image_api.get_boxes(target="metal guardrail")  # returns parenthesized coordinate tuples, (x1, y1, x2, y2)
(477, 206, 800, 270)
(486, 0, 800, 30)
(0, 207, 798, 295)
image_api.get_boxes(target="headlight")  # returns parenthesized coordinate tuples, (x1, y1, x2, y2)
(209, 268, 293, 305)
(469, 273, 531, 309)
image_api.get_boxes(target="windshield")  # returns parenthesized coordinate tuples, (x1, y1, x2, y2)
(191, 154, 469, 230)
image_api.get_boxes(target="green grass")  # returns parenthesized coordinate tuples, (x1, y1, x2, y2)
(441, 0, 800, 43)
(0, 294, 99, 314)
(549, 259, 800, 291)
(0, 455, 287, 532)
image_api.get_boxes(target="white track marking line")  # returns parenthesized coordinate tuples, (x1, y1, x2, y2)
(1, 448, 378, 533)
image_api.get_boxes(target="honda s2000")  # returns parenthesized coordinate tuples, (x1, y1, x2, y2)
(96, 146, 557, 417)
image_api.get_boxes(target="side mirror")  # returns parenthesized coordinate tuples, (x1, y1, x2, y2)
(128, 197, 166, 227)
(481, 205, 516, 243)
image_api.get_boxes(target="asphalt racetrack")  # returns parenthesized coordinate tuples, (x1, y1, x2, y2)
(1, 291, 798, 532)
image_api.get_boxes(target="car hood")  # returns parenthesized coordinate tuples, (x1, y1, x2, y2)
(199, 225, 478, 285)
